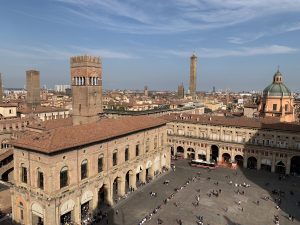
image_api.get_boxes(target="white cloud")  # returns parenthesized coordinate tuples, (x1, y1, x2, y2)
(54, 0, 300, 34)
(227, 33, 266, 45)
(0, 45, 137, 60)
(165, 45, 298, 58)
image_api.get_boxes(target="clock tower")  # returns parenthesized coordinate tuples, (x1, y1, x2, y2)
(70, 55, 103, 125)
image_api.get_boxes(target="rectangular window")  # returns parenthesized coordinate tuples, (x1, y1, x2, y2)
(38, 171, 44, 190)
(60, 170, 68, 188)
(81, 163, 88, 180)
(273, 104, 277, 111)
(98, 157, 103, 173)
(113, 152, 117, 166)
(125, 148, 129, 161)
(20, 209, 24, 220)
(21, 167, 27, 183)
(136, 145, 139, 156)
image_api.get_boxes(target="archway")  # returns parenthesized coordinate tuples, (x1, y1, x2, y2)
(234, 155, 244, 167)
(112, 177, 119, 200)
(275, 161, 286, 174)
(97, 185, 107, 208)
(247, 157, 257, 169)
(198, 150, 206, 161)
(187, 148, 195, 160)
(290, 156, 300, 175)
(176, 146, 184, 159)
(1, 167, 13, 182)
(211, 145, 219, 162)
(261, 158, 271, 172)
(222, 153, 231, 163)
(31, 203, 44, 225)
(125, 171, 130, 193)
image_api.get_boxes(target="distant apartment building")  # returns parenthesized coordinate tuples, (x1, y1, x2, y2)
(54, 84, 71, 93)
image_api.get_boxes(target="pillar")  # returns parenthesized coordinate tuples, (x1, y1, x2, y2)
(140, 169, 146, 183)
(74, 195, 81, 224)
(257, 154, 261, 170)
(129, 173, 136, 190)
(92, 187, 98, 210)
(206, 146, 211, 162)
(149, 166, 154, 179)
(286, 156, 291, 175)
(105, 184, 113, 206)
(271, 154, 276, 173)
(243, 157, 247, 168)
(118, 178, 125, 196)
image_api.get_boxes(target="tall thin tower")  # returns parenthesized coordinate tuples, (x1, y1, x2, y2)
(189, 53, 197, 98)
(71, 55, 103, 125)
(26, 70, 41, 109)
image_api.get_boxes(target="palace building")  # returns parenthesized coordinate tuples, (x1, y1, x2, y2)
(10, 56, 170, 225)
(166, 114, 300, 175)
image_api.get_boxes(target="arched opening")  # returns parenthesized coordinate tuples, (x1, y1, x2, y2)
(176, 146, 184, 159)
(261, 158, 272, 172)
(1, 167, 13, 182)
(247, 156, 257, 169)
(31, 203, 44, 225)
(60, 200, 75, 225)
(211, 145, 219, 162)
(198, 150, 206, 161)
(187, 148, 195, 160)
(290, 156, 300, 175)
(97, 184, 107, 208)
(275, 161, 286, 174)
(125, 171, 131, 193)
(222, 153, 231, 163)
(81, 191, 93, 221)
(234, 155, 244, 167)
(112, 177, 119, 201)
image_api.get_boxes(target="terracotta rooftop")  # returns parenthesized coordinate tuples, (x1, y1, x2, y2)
(28, 117, 73, 131)
(18, 105, 68, 114)
(163, 113, 300, 132)
(13, 116, 167, 154)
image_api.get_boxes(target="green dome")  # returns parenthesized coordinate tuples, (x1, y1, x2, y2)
(263, 83, 292, 97)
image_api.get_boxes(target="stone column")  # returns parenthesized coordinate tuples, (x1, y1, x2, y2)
(149, 166, 154, 179)
(118, 178, 125, 196)
(140, 169, 146, 183)
(74, 195, 81, 224)
(129, 173, 136, 190)
(105, 184, 113, 206)
(92, 187, 98, 210)
(206, 145, 211, 162)
(271, 154, 276, 173)
(243, 156, 247, 168)
(286, 156, 291, 175)
(257, 153, 261, 170)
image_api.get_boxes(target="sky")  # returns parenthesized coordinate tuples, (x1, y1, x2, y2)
(0, 0, 300, 92)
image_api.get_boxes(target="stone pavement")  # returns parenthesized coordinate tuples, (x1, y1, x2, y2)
(109, 160, 300, 225)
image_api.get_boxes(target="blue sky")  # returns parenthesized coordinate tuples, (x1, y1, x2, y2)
(1, 0, 300, 92)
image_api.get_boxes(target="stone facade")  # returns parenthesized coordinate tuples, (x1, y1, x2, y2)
(11, 125, 169, 225)
(71, 56, 103, 125)
(167, 115, 300, 175)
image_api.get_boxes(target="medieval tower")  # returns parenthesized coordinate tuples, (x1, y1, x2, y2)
(0, 73, 3, 101)
(189, 53, 197, 99)
(26, 70, 41, 109)
(71, 55, 103, 125)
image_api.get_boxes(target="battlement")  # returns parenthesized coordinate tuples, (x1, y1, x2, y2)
(70, 55, 101, 65)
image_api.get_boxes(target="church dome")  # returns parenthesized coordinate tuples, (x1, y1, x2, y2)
(263, 70, 292, 97)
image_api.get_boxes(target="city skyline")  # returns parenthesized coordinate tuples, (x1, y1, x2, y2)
(1, 0, 300, 91)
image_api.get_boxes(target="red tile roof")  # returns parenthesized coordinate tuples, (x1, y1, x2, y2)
(13, 116, 167, 154)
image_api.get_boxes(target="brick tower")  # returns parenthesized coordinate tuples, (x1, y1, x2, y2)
(71, 55, 103, 125)
(189, 53, 197, 99)
(26, 70, 41, 109)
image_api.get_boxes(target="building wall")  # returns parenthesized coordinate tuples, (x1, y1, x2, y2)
(167, 120, 300, 174)
(20, 110, 70, 121)
(11, 125, 170, 225)
(0, 106, 17, 118)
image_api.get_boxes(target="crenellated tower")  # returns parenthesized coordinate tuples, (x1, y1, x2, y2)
(71, 55, 103, 125)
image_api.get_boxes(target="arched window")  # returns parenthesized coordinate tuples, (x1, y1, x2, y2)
(112, 150, 118, 166)
(19, 202, 24, 221)
(98, 155, 103, 173)
(37, 168, 44, 190)
(60, 166, 68, 188)
(135, 143, 140, 156)
(125, 146, 129, 161)
(81, 159, 88, 180)
(1, 139, 10, 149)
(21, 164, 27, 184)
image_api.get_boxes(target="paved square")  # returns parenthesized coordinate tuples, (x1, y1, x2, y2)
(108, 160, 300, 225)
